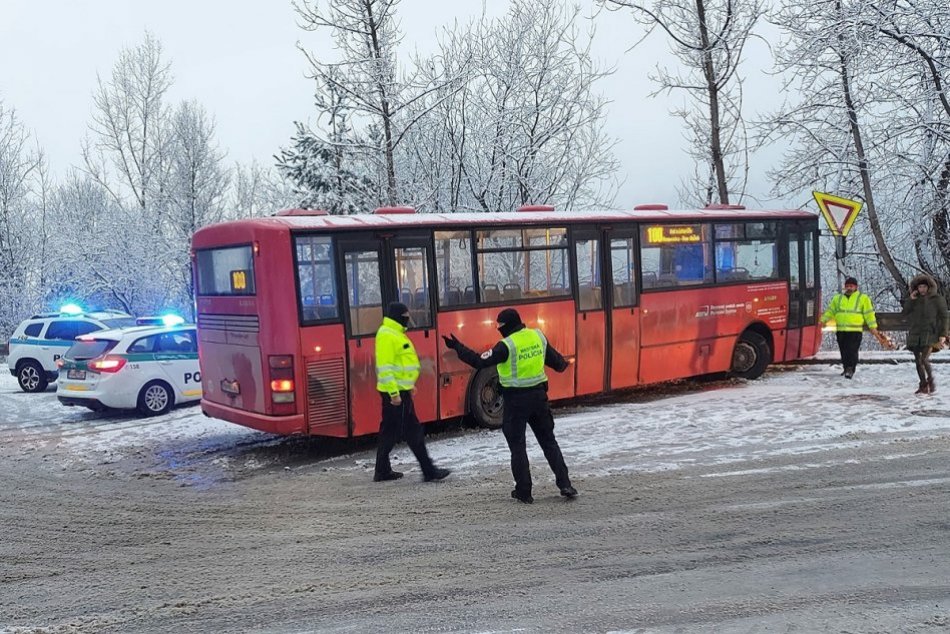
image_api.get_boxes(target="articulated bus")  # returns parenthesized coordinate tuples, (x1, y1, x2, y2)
(191, 204, 821, 437)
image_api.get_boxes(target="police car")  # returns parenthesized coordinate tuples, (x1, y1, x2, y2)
(56, 319, 201, 416)
(7, 306, 137, 392)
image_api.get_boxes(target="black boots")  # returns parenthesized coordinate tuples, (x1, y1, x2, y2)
(843, 367, 855, 379)
(915, 381, 929, 395)
(511, 489, 534, 504)
(424, 467, 451, 482)
(560, 486, 578, 498)
(374, 470, 404, 482)
(929, 377, 936, 394)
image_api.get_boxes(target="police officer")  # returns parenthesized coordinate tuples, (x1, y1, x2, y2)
(374, 302, 451, 483)
(443, 308, 577, 504)
(819, 276, 881, 379)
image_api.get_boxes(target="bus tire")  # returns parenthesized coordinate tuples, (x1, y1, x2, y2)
(731, 331, 772, 380)
(137, 380, 174, 416)
(17, 360, 48, 393)
(468, 368, 504, 430)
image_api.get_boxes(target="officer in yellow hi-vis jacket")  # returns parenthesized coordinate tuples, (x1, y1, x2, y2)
(374, 302, 451, 483)
(819, 276, 881, 379)
(443, 308, 576, 504)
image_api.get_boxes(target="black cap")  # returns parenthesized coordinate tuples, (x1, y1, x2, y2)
(845, 277, 858, 286)
(386, 302, 409, 320)
(496, 308, 523, 327)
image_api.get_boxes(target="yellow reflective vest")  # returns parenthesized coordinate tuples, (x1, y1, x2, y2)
(820, 291, 878, 332)
(375, 317, 420, 397)
(498, 328, 548, 389)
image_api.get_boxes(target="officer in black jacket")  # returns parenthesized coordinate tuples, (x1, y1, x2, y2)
(443, 308, 577, 504)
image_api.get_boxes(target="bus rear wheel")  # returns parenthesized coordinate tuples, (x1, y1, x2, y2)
(468, 368, 504, 430)
(731, 331, 772, 380)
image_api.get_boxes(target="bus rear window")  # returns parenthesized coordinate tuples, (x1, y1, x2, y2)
(196, 246, 256, 296)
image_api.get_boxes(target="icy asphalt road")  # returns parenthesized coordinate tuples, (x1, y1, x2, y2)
(1, 359, 950, 632)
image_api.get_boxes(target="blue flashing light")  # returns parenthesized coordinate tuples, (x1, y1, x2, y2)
(161, 314, 185, 327)
(60, 303, 83, 316)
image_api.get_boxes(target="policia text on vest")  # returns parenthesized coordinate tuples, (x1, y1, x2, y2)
(443, 308, 578, 504)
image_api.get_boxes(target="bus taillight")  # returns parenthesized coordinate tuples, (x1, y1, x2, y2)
(268, 355, 296, 407)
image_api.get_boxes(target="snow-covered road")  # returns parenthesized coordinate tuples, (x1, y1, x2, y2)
(3, 355, 949, 484)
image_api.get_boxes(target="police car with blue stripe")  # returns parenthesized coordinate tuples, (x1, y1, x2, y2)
(6, 305, 137, 392)
(56, 316, 201, 416)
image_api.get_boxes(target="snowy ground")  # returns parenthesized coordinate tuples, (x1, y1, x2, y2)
(3, 353, 949, 484)
(3, 355, 950, 633)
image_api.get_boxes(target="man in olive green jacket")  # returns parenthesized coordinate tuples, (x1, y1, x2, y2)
(902, 274, 949, 395)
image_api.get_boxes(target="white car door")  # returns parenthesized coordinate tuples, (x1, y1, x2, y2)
(155, 329, 202, 402)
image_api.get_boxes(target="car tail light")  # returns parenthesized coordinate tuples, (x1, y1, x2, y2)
(268, 355, 296, 410)
(89, 355, 127, 373)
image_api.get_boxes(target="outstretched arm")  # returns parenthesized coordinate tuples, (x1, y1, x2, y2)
(444, 334, 509, 369)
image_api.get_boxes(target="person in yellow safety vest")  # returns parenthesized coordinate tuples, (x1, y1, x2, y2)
(443, 308, 577, 504)
(373, 302, 451, 483)
(819, 276, 882, 379)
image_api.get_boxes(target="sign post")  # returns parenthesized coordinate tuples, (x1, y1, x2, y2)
(813, 191, 863, 285)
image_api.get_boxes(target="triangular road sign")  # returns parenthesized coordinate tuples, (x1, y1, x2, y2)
(813, 191, 863, 237)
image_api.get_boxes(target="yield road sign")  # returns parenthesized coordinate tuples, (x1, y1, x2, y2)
(813, 191, 863, 237)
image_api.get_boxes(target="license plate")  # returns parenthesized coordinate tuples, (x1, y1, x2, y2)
(67, 369, 86, 380)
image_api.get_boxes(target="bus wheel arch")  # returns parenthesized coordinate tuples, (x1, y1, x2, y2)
(137, 380, 174, 416)
(16, 359, 48, 393)
(731, 325, 773, 380)
(466, 367, 504, 430)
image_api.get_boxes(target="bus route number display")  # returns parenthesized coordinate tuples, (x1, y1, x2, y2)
(230, 269, 249, 292)
(645, 225, 702, 244)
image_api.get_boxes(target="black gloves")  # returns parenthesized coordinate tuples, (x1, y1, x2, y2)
(442, 333, 461, 350)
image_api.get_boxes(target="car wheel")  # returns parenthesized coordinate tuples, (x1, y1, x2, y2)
(17, 360, 49, 393)
(468, 367, 504, 429)
(137, 380, 174, 416)
(731, 331, 772, 380)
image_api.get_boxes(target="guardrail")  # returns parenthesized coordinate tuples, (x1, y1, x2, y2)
(875, 312, 908, 331)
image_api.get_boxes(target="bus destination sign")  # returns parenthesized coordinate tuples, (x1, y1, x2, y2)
(645, 225, 702, 244)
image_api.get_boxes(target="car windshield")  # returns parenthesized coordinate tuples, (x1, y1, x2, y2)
(65, 339, 119, 361)
(102, 317, 138, 329)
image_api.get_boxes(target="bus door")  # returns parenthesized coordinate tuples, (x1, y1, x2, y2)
(783, 224, 819, 360)
(387, 234, 438, 426)
(339, 237, 386, 436)
(784, 224, 818, 359)
(606, 230, 641, 389)
(572, 229, 606, 395)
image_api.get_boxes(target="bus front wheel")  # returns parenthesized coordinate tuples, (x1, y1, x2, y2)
(731, 331, 772, 380)
(468, 368, 504, 430)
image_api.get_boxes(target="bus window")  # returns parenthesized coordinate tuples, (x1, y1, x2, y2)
(714, 223, 778, 282)
(196, 245, 256, 296)
(804, 232, 816, 288)
(574, 239, 602, 310)
(476, 227, 570, 302)
(434, 231, 475, 308)
(395, 246, 432, 328)
(640, 224, 713, 287)
(296, 236, 338, 322)
(610, 237, 637, 305)
(344, 250, 383, 336)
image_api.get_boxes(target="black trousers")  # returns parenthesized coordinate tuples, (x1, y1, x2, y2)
(374, 391, 436, 478)
(911, 348, 934, 382)
(836, 331, 863, 370)
(502, 388, 572, 495)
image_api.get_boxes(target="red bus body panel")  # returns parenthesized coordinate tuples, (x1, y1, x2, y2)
(193, 210, 820, 437)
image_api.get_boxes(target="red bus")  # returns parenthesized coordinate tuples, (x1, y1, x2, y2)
(191, 204, 821, 437)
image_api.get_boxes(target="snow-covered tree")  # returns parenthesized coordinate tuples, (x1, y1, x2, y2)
(600, 0, 764, 206)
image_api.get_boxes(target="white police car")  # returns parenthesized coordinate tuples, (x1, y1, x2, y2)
(7, 306, 137, 392)
(56, 320, 201, 416)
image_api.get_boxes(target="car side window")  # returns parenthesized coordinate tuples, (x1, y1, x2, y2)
(45, 321, 78, 340)
(157, 331, 196, 353)
(24, 323, 43, 337)
(74, 321, 102, 337)
(128, 335, 158, 353)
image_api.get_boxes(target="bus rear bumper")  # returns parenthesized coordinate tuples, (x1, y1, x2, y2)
(201, 399, 307, 435)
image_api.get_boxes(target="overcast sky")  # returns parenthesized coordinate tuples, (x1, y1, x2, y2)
(0, 0, 787, 211)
